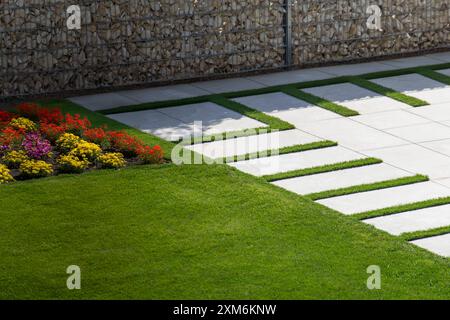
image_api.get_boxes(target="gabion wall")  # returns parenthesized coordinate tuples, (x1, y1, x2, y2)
(0, 0, 449, 97)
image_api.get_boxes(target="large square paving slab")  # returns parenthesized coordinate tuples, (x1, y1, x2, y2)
(247, 69, 332, 86)
(232, 93, 341, 126)
(352, 110, 430, 130)
(363, 205, 450, 236)
(192, 78, 264, 93)
(317, 182, 450, 215)
(107, 102, 267, 141)
(371, 74, 450, 105)
(421, 139, 450, 157)
(299, 118, 407, 151)
(386, 122, 450, 143)
(405, 102, 450, 121)
(228, 146, 366, 177)
(436, 68, 450, 77)
(69, 92, 140, 111)
(380, 56, 443, 68)
(410, 234, 450, 257)
(185, 129, 320, 159)
(363, 144, 450, 180)
(303, 83, 409, 114)
(272, 163, 414, 195)
(117, 84, 210, 104)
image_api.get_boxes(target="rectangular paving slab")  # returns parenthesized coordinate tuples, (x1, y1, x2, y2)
(303, 83, 409, 114)
(386, 122, 450, 143)
(317, 182, 450, 215)
(410, 233, 450, 257)
(363, 205, 450, 236)
(364, 144, 450, 180)
(228, 146, 366, 177)
(371, 74, 450, 105)
(69, 92, 140, 111)
(352, 110, 430, 130)
(185, 129, 321, 159)
(299, 117, 407, 151)
(405, 102, 450, 121)
(272, 163, 414, 195)
(107, 102, 267, 141)
(233, 93, 341, 126)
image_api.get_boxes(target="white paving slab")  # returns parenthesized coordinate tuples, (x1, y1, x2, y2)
(371, 74, 450, 105)
(107, 102, 267, 141)
(299, 117, 407, 151)
(352, 110, 430, 130)
(313, 62, 396, 76)
(386, 122, 450, 143)
(272, 163, 413, 195)
(233, 92, 341, 126)
(425, 52, 450, 62)
(436, 68, 450, 77)
(117, 84, 210, 103)
(303, 83, 409, 114)
(410, 233, 450, 257)
(248, 69, 332, 86)
(420, 139, 450, 157)
(185, 129, 321, 159)
(364, 144, 450, 180)
(405, 102, 450, 121)
(107, 109, 194, 141)
(363, 205, 450, 236)
(317, 182, 450, 215)
(228, 146, 365, 177)
(69, 92, 140, 111)
(380, 56, 443, 68)
(192, 78, 264, 93)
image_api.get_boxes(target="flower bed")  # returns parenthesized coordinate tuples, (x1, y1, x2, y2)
(0, 103, 164, 184)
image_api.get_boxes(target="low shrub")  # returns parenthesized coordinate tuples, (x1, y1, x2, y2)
(9, 117, 37, 132)
(2, 150, 29, 169)
(97, 153, 127, 169)
(22, 132, 52, 159)
(20, 160, 53, 179)
(56, 133, 82, 152)
(0, 164, 14, 184)
(57, 154, 90, 173)
(0, 127, 25, 148)
(69, 141, 102, 161)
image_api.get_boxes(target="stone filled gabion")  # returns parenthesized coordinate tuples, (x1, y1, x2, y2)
(0, 0, 449, 97)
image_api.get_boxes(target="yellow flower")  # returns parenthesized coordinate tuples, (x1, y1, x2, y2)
(20, 160, 53, 179)
(2, 150, 29, 169)
(98, 153, 127, 169)
(8, 117, 37, 132)
(57, 154, 90, 173)
(69, 141, 101, 161)
(56, 133, 82, 152)
(0, 164, 14, 184)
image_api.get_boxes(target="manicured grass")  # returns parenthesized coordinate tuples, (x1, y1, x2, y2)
(209, 96, 294, 131)
(306, 175, 429, 201)
(264, 158, 382, 182)
(401, 226, 450, 242)
(281, 86, 359, 117)
(349, 77, 429, 107)
(220, 140, 338, 164)
(1, 164, 450, 299)
(416, 68, 450, 85)
(353, 196, 450, 220)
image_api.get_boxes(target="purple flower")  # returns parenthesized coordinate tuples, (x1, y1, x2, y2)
(0, 144, 9, 155)
(22, 132, 52, 159)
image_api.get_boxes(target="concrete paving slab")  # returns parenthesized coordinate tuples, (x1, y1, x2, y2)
(405, 102, 450, 121)
(386, 122, 450, 143)
(317, 182, 450, 215)
(228, 146, 365, 177)
(371, 74, 450, 104)
(248, 69, 332, 86)
(299, 117, 408, 151)
(380, 56, 443, 68)
(303, 83, 409, 114)
(69, 92, 140, 111)
(352, 110, 430, 130)
(364, 205, 450, 236)
(272, 163, 413, 195)
(436, 68, 450, 77)
(420, 138, 450, 157)
(425, 52, 450, 62)
(410, 233, 450, 257)
(364, 144, 450, 180)
(117, 84, 210, 103)
(192, 78, 264, 93)
(313, 62, 396, 76)
(185, 129, 320, 159)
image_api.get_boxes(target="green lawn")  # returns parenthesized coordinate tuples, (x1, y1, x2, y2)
(1, 163, 450, 299)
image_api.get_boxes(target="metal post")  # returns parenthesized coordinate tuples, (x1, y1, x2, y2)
(284, 0, 293, 67)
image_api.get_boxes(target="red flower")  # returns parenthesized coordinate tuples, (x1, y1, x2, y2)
(37, 107, 64, 124)
(39, 122, 67, 142)
(136, 145, 164, 164)
(0, 126, 25, 147)
(64, 113, 91, 134)
(16, 102, 40, 119)
(83, 127, 109, 146)
(0, 110, 15, 127)
(107, 131, 143, 156)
